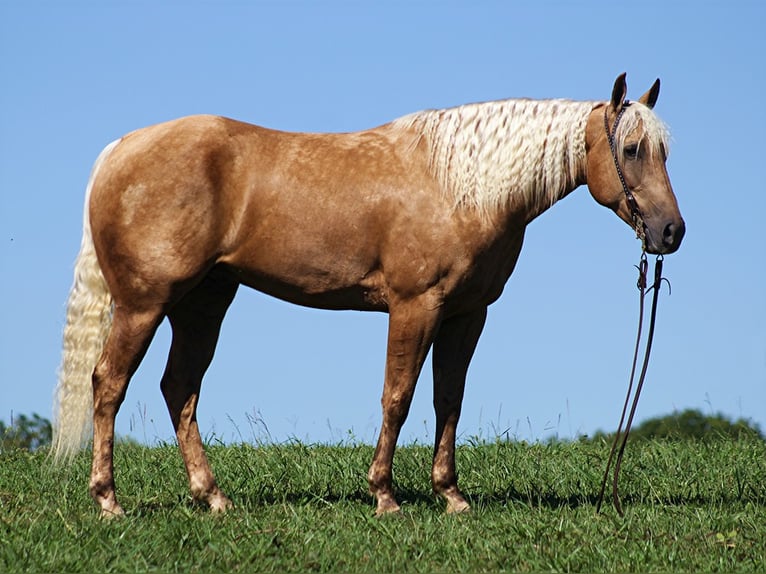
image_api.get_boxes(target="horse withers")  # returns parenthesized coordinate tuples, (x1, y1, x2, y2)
(53, 74, 684, 517)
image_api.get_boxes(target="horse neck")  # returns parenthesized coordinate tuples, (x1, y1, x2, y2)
(399, 98, 598, 222)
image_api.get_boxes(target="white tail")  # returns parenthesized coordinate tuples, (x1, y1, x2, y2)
(51, 140, 120, 461)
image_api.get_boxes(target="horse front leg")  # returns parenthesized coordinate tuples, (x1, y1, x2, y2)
(368, 299, 442, 515)
(431, 307, 487, 513)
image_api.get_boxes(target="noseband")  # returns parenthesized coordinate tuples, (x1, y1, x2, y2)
(604, 103, 646, 249)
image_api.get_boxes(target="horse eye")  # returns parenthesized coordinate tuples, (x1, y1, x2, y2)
(624, 144, 638, 159)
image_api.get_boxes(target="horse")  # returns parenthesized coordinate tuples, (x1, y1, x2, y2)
(52, 73, 684, 517)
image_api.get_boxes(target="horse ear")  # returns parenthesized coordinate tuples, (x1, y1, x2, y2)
(610, 73, 628, 113)
(638, 78, 661, 109)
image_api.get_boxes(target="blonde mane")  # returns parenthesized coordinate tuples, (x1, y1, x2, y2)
(394, 98, 669, 218)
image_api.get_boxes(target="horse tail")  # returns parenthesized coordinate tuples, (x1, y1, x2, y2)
(51, 139, 120, 462)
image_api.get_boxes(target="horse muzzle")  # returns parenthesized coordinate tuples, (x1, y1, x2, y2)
(644, 217, 686, 255)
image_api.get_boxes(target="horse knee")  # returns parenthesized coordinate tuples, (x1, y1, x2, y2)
(382, 390, 414, 422)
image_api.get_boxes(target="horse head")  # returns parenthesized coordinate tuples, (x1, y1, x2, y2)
(586, 73, 685, 254)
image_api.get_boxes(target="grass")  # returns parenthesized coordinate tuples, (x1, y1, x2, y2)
(1, 437, 764, 572)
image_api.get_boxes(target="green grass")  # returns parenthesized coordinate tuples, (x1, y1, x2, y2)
(1, 438, 764, 572)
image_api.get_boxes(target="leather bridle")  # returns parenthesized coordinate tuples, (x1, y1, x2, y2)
(604, 102, 646, 250)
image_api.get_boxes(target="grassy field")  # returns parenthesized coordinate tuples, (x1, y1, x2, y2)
(1, 437, 764, 572)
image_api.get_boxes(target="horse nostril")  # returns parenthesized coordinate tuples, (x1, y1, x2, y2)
(662, 220, 686, 249)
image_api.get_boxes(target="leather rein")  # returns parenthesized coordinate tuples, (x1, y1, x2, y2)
(596, 102, 670, 516)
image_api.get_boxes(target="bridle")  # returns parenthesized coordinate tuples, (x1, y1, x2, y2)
(596, 101, 670, 516)
(603, 102, 646, 249)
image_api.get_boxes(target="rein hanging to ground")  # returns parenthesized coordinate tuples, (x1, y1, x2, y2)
(596, 249, 670, 516)
(597, 252, 669, 515)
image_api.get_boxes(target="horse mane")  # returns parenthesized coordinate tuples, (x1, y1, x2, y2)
(393, 97, 669, 217)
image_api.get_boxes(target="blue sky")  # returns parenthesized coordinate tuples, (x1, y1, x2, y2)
(1, 1, 764, 445)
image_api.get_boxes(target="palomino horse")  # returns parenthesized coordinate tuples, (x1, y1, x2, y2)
(53, 74, 684, 517)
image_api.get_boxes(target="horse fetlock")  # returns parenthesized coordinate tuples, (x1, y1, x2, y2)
(368, 469, 401, 515)
(90, 481, 124, 518)
(190, 479, 231, 512)
(430, 467, 456, 492)
(434, 483, 470, 514)
(367, 461, 390, 488)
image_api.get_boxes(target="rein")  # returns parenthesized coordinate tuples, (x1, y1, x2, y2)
(596, 103, 670, 516)
(596, 252, 668, 515)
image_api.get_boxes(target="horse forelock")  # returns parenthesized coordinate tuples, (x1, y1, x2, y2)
(614, 103, 671, 161)
(393, 98, 598, 217)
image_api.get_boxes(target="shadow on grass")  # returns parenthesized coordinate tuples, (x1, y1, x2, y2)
(204, 484, 766, 515)
(465, 488, 766, 510)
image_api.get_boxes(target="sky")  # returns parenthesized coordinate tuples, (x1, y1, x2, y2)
(1, 1, 764, 447)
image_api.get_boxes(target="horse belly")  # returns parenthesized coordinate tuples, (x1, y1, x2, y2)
(224, 257, 389, 312)
(220, 202, 389, 311)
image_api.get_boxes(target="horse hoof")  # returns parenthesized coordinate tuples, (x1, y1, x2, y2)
(99, 505, 125, 520)
(374, 498, 402, 517)
(446, 500, 471, 514)
(209, 495, 233, 513)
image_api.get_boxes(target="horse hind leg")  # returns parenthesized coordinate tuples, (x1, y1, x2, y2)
(160, 270, 238, 512)
(90, 305, 165, 517)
